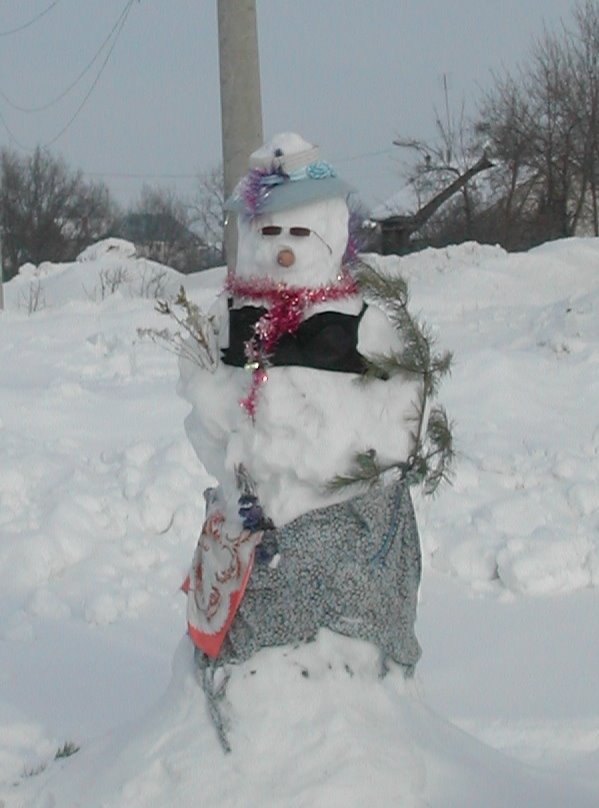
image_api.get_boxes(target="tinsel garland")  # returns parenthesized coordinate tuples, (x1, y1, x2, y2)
(237, 160, 338, 216)
(224, 269, 359, 417)
(240, 167, 280, 215)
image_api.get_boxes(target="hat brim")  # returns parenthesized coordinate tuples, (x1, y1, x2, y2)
(225, 176, 355, 214)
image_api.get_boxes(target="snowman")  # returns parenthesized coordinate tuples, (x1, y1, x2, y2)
(180, 133, 423, 679)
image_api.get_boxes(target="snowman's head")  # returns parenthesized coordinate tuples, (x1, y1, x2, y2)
(235, 196, 349, 287)
(226, 133, 354, 288)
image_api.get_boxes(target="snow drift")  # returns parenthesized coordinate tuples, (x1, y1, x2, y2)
(0, 237, 598, 806)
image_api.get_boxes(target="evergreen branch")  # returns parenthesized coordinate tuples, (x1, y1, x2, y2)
(326, 413, 455, 495)
(358, 351, 424, 382)
(356, 262, 438, 390)
(326, 449, 409, 492)
(421, 406, 455, 494)
(327, 260, 455, 496)
(354, 261, 409, 308)
(426, 349, 453, 397)
(431, 350, 453, 378)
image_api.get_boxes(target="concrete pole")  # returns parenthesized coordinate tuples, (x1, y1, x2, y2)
(217, 0, 263, 268)
(0, 232, 3, 311)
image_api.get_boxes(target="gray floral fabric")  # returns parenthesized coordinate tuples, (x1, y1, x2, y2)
(211, 478, 422, 674)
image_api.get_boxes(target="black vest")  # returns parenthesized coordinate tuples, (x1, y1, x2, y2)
(221, 301, 369, 374)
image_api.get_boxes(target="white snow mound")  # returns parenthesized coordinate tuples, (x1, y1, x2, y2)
(1, 237, 598, 805)
(22, 632, 598, 808)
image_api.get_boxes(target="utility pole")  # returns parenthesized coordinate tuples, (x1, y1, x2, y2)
(0, 230, 4, 311)
(217, 0, 263, 267)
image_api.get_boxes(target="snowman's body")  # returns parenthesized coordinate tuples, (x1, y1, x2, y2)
(181, 196, 421, 529)
(180, 134, 423, 671)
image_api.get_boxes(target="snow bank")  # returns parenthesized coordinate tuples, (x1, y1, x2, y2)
(21, 633, 598, 808)
(367, 239, 599, 596)
(7, 238, 185, 310)
(0, 237, 598, 805)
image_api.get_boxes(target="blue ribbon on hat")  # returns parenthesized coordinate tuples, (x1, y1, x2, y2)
(261, 160, 337, 187)
(227, 159, 350, 216)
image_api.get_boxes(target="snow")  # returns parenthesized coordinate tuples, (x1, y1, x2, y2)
(370, 181, 420, 219)
(1, 236, 599, 805)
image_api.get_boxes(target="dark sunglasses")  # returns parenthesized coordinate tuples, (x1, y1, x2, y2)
(260, 226, 311, 237)
(260, 225, 332, 253)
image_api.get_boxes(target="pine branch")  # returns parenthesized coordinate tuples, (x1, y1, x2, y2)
(358, 351, 423, 382)
(354, 261, 409, 308)
(355, 262, 452, 392)
(327, 261, 455, 496)
(326, 449, 409, 492)
(421, 405, 455, 494)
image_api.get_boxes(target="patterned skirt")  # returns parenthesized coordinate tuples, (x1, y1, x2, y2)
(203, 479, 422, 675)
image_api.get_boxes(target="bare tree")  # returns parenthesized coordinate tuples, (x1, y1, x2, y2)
(0, 146, 116, 279)
(387, 2, 599, 252)
(116, 184, 205, 273)
(189, 164, 226, 268)
(567, 0, 599, 234)
(135, 185, 192, 243)
(476, 0, 599, 246)
(392, 87, 492, 249)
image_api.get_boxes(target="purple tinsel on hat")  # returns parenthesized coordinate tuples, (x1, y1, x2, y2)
(240, 166, 288, 216)
(240, 167, 269, 215)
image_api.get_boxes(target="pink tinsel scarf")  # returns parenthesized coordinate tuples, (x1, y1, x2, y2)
(224, 269, 359, 417)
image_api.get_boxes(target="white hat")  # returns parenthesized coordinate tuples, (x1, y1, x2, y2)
(225, 132, 354, 215)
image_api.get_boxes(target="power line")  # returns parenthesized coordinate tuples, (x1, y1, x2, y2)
(0, 0, 137, 150)
(85, 171, 198, 180)
(336, 148, 395, 163)
(0, 0, 134, 113)
(45, 0, 135, 146)
(0, 101, 29, 150)
(82, 149, 398, 184)
(0, 0, 60, 37)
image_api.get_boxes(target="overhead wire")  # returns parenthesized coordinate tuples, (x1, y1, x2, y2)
(80, 148, 400, 184)
(0, 104, 28, 150)
(44, 0, 136, 147)
(82, 149, 399, 183)
(0, 0, 60, 37)
(0, 0, 135, 113)
(336, 148, 395, 163)
(0, 4, 398, 194)
(86, 171, 198, 180)
(0, 0, 137, 150)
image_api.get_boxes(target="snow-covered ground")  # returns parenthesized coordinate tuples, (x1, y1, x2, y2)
(1, 236, 598, 806)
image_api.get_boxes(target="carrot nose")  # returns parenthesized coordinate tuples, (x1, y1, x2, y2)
(276, 248, 295, 268)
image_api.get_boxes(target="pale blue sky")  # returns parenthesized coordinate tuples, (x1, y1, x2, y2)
(0, 0, 580, 210)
